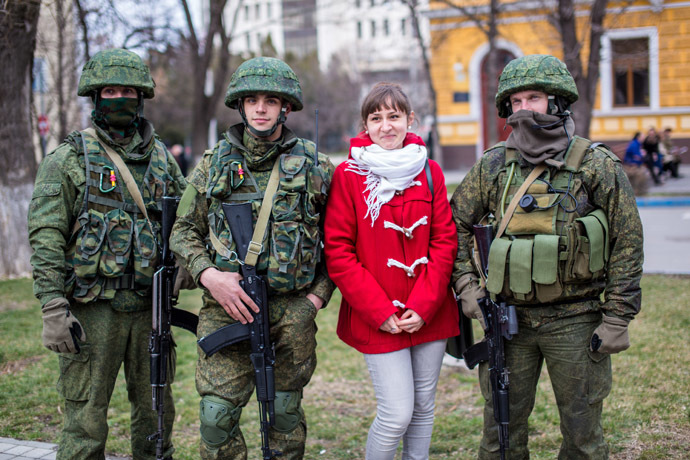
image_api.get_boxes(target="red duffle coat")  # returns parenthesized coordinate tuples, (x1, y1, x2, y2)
(324, 132, 459, 354)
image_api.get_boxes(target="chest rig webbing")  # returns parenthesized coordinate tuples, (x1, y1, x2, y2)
(205, 135, 327, 294)
(486, 136, 610, 304)
(66, 129, 172, 303)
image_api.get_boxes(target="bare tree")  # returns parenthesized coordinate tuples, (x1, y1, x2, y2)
(399, 0, 441, 163)
(546, 0, 609, 139)
(437, 0, 504, 148)
(0, 0, 42, 277)
(180, 0, 243, 158)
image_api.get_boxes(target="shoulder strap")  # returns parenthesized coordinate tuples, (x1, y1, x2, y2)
(564, 136, 592, 170)
(244, 158, 281, 267)
(82, 128, 155, 234)
(495, 164, 546, 240)
(424, 159, 434, 199)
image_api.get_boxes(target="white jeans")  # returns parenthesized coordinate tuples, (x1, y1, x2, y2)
(363, 339, 447, 460)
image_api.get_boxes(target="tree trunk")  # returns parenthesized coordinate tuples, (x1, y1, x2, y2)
(484, 0, 500, 148)
(405, 0, 442, 166)
(558, 0, 609, 139)
(182, 0, 235, 160)
(0, 0, 42, 278)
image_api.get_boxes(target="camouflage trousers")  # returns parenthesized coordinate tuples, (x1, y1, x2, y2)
(56, 302, 175, 460)
(196, 293, 318, 460)
(478, 311, 611, 460)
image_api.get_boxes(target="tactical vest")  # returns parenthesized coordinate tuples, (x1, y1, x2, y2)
(65, 130, 174, 303)
(486, 136, 611, 304)
(205, 134, 329, 294)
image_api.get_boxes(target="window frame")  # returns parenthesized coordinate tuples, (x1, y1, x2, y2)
(600, 27, 659, 112)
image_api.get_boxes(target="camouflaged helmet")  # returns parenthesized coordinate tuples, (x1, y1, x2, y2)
(77, 49, 155, 99)
(495, 54, 579, 118)
(224, 57, 303, 111)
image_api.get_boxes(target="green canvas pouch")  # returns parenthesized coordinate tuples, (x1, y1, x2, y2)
(577, 214, 605, 273)
(589, 209, 610, 262)
(532, 234, 559, 284)
(509, 238, 533, 295)
(487, 238, 511, 295)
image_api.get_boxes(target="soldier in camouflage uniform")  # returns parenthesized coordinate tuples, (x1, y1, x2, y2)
(450, 55, 643, 459)
(169, 57, 334, 460)
(28, 49, 186, 460)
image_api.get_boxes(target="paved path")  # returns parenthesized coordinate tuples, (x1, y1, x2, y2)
(3, 166, 688, 459)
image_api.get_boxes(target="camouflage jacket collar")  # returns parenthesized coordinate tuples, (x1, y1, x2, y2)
(91, 117, 156, 161)
(223, 123, 299, 170)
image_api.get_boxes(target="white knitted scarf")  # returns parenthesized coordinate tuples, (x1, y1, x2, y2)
(346, 143, 428, 226)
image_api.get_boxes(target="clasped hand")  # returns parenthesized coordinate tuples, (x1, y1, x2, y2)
(380, 309, 424, 335)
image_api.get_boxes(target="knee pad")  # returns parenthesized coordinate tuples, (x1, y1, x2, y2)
(199, 395, 242, 448)
(273, 390, 304, 433)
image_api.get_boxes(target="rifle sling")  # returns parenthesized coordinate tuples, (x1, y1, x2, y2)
(245, 159, 281, 267)
(82, 128, 156, 237)
(197, 322, 251, 357)
(495, 163, 546, 240)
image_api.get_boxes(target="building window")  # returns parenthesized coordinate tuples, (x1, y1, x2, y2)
(267, 2, 272, 17)
(370, 0, 375, 6)
(245, 5, 250, 20)
(371, 20, 376, 38)
(246, 33, 251, 49)
(256, 3, 260, 19)
(611, 38, 649, 107)
(384, 19, 389, 36)
(401, 18, 406, 36)
(355, 0, 361, 7)
(357, 21, 362, 39)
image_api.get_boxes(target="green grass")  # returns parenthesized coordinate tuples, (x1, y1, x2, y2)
(1, 276, 689, 459)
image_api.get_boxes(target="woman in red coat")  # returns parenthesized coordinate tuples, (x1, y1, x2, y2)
(324, 82, 459, 459)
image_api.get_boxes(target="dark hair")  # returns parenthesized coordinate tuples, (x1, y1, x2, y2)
(360, 82, 412, 125)
(632, 131, 641, 140)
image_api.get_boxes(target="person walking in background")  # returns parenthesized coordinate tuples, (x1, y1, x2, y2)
(660, 127, 683, 178)
(643, 127, 663, 184)
(170, 143, 188, 176)
(27, 49, 186, 460)
(324, 82, 459, 460)
(169, 57, 334, 459)
(451, 55, 643, 459)
(624, 132, 644, 166)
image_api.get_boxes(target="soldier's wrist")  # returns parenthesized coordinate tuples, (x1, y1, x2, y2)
(39, 292, 65, 308)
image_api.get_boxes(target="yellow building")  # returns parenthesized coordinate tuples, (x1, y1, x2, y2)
(427, 0, 690, 169)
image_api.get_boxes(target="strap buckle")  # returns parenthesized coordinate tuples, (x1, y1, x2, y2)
(247, 240, 263, 257)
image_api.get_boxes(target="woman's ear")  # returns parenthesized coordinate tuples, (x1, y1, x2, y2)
(407, 110, 415, 129)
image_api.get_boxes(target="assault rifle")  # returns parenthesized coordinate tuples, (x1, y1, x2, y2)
(148, 196, 199, 460)
(463, 224, 518, 460)
(197, 202, 281, 460)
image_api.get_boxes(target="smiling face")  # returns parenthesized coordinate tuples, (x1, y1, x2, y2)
(242, 92, 290, 140)
(365, 101, 415, 150)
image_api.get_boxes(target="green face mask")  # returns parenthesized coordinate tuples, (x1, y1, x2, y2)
(97, 97, 139, 128)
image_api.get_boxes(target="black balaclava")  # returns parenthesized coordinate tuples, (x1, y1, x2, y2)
(92, 91, 143, 143)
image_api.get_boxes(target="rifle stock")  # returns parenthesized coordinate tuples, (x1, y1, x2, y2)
(463, 223, 517, 460)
